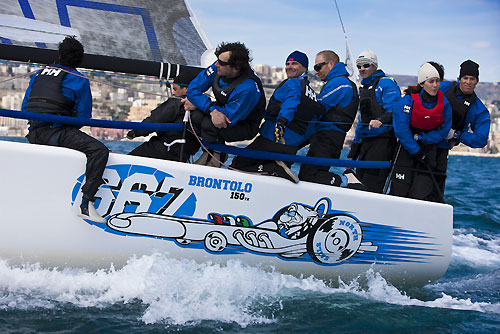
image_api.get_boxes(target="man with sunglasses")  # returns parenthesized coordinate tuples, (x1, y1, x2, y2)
(347, 50, 401, 193)
(230, 50, 323, 183)
(298, 50, 363, 189)
(183, 42, 265, 167)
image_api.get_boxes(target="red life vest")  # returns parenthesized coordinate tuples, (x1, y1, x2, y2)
(410, 90, 444, 130)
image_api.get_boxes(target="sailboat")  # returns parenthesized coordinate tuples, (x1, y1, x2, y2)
(0, 0, 452, 287)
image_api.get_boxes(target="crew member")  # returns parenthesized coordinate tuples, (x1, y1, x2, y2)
(436, 60, 491, 192)
(22, 36, 108, 222)
(231, 50, 322, 183)
(390, 62, 452, 202)
(298, 50, 364, 189)
(183, 42, 266, 167)
(348, 50, 401, 193)
(127, 70, 204, 162)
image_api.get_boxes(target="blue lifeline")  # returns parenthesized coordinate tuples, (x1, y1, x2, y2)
(438, 80, 491, 149)
(259, 73, 317, 146)
(352, 71, 401, 142)
(313, 62, 356, 133)
(187, 62, 261, 124)
(393, 91, 452, 155)
(21, 66, 93, 126)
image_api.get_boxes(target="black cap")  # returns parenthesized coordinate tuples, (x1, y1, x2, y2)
(459, 60, 479, 80)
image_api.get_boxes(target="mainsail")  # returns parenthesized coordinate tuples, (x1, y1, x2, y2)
(0, 0, 211, 69)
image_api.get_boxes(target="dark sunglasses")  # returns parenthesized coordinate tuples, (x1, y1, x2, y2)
(357, 63, 371, 69)
(313, 61, 328, 72)
(217, 58, 230, 66)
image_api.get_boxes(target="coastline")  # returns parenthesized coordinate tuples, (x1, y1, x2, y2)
(449, 150, 500, 157)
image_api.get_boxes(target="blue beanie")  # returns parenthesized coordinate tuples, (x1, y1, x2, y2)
(286, 50, 308, 69)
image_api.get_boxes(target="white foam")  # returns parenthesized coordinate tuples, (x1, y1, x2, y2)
(1, 255, 499, 327)
(451, 229, 500, 268)
(339, 269, 500, 314)
(0, 254, 329, 326)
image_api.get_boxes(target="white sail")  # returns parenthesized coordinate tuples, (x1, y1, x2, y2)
(0, 14, 81, 44)
(0, 0, 210, 66)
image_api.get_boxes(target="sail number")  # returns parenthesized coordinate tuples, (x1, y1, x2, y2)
(230, 191, 250, 201)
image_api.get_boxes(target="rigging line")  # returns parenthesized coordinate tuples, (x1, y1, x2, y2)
(333, 0, 347, 36)
(0, 69, 39, 84)
(187, 110, 265, 175)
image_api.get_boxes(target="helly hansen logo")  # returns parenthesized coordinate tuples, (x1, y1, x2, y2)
(464, 101, 471, 106)
(395, 173, 405, 180)
(206, 67, 214, 76)
(221, 91, 227, 97)
(40, 68, 62, 76)
(305, 85, 317, 101)
(403, 105, 411, 114)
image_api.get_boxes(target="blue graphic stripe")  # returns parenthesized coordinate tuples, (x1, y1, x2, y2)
(56, 0, 162, 61)
(360, 221, 430, 236)
(0, 38, 13, 44)
(17, 0, 47, 48)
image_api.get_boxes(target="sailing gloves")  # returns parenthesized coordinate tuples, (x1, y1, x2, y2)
(412, 147, 429, 165)
(274, 120, 286, 144)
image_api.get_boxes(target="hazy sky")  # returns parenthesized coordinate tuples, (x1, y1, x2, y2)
(188, 0, 500, 82)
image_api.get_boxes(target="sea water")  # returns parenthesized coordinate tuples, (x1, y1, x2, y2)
(0, 137, 499, 333)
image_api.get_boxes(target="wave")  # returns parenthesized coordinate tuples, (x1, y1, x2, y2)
(1, 253, 499, 328)
(451, 229, 500, 269)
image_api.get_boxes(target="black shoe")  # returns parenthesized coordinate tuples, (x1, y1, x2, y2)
(343, 168, 367, 191)
(272, 161, 299, 183)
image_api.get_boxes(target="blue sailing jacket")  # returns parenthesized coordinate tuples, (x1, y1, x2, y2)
(21, 66, 92, 124)
(259, 73, 315, 146)
(314, 62, 356, 133)
(352, 71, 401, 142)
(393, 91, 452, 155)
(187, 62, 261, 124)
(438, 80, 490, 149)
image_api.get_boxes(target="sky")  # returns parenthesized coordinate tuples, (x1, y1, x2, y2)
(188, 0, 500, 82)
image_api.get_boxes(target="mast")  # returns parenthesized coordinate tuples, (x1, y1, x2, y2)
(333, 0, 359, 82)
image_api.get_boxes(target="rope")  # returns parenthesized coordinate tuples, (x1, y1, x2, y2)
(186, 111, 390, 169)
(0, 69, 39, 84)
(187, 110, 263, 173)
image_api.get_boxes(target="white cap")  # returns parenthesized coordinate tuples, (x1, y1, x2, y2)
(418, 63, 439, 84)
(356, 50, 378, 68)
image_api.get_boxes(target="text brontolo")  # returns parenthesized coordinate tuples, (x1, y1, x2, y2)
(189, 175, 253, 193)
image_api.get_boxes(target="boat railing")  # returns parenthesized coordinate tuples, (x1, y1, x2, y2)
(0, 108, 390, 169)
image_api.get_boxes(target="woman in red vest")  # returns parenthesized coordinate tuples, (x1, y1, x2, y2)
(390, 62, 452, 202)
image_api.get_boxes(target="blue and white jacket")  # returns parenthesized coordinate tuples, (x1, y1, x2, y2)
(187, 62, 261, 124)
(438, 80, 490, 149)
(314, 62, 356, 133)
(352, 70, 401, 142)
(260, 73, 315, 146)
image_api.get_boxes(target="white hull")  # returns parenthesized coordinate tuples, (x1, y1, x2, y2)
(0, 140, 453, 286)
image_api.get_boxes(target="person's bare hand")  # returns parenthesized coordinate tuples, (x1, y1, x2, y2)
(369, 119, 382, 130)
(211, 109, 230, 128)
(182, 98, 196, 111)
